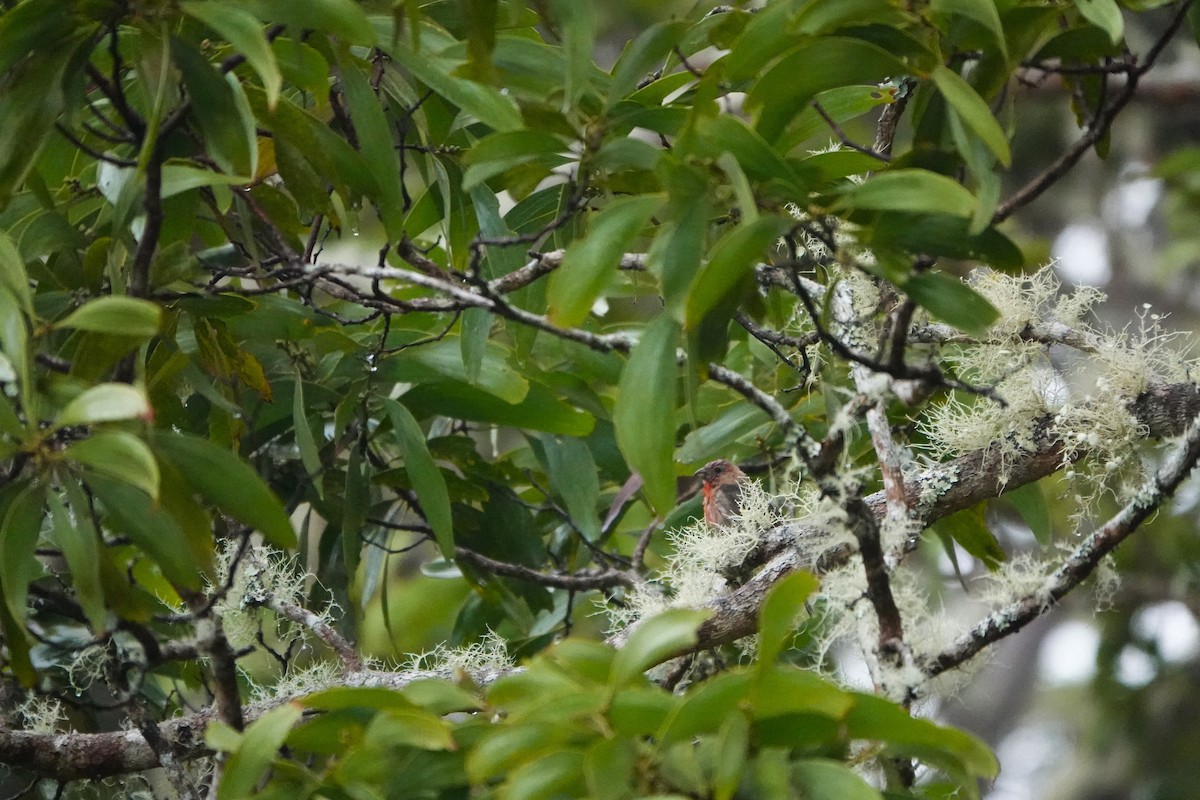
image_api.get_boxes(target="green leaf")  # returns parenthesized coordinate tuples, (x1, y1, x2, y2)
(501, 748, 587, 800)
(468, 723, 578, 782)
(753, 668, 855, 720)
(714, 713, 751, 800)
(547, 195, 661, 327)
(658, 671, 752, 746)
(462, 131, 571, 191)
(240, 0, 376, 45)
(613, 316, 680, 515)
(931, 0, 1007, 60)
(553, 0, 597, 112)
(1004, 480, 1052, 546)
(678, 404, 771, 464)
(0, 0, 78, 76)
(609, 687, 677, 736)
(53, 384, 153, 429)
(584, 737, 637, 800)
(155, 460, 217, 583)
(365, 706, 455, 752)
(757, 571, 820, 669)
(150, 432, 296, 549)
(784, 84, 899, 150)
(400, 380, 593, 436)
(292, 377, 323, 497)
(56, 297, 162, 339)
(49, 481, 105, 632)
(929, 503, 1006, 571)
(385, 337, 529, 404)
(539, 434, 600, 541)
(747, 37, 908, 142)
(341, 443, 366, 576)
(845, 693, 999, 778)
(791, 759, 882, 800)
(0, 233, 32, 316)
(1073, 0, 1124, 45)
(302, 685, 418, 711)
(839, 169, 978, 218)
(383, 399, 454, 558)
(0, 483, 40, 684)
(694, 116, 805, 191)
(931, 66, 1011, 168)
(337, 56, 406, 239)
(867, 214, 1024, 271)
(216, 703, 304, 800)
(607, 21, 687, 107)
(171, 38, 255, 177)
(389, 39, 524, 132)
(685, 216, 786, 331)
(161, 162, 250, 197)
(0, 484, 43, 628)
(183, 1, 283, 108)
(0, 45, 76, 207)
(902, 272, 999, 336)
(0, 280, 28, 393)
(62, 431, 160, 500)
(611, 608, 709, 685)
(401, 679, 485, 714)
(86, 475, 202, 591)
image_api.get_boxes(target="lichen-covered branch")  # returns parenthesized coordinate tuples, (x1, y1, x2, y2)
(681, 380, 1200, 654)
(925, 410, 1200, 677)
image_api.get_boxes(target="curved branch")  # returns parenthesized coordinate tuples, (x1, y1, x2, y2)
(925, 409, 1200, 677)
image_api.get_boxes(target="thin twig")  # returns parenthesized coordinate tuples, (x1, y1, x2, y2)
(994, 0, 1193, 223)
(454, 545, 635, 590)
(811, 100, 890, 162)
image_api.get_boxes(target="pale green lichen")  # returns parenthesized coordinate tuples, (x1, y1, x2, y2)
(607, 477, 784, 633)
(922, 267, 1197, 510)
(11, 693, 66, 734)
(213, 541, 333, 653)
(403, 629, 513, 674)
(252, 658, 344, 703)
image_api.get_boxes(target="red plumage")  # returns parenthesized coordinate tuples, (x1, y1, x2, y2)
(695, 459, 747, 527)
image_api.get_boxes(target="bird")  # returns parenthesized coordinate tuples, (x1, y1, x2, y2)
(695, 459, 747, 527)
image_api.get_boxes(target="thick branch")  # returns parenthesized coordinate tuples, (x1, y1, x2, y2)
(0, 668, 501, 780)
(925, 410, 1200, 677)
(687, 380, 1200, 652)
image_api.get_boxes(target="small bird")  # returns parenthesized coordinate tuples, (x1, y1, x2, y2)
(696, 459, 747, 527)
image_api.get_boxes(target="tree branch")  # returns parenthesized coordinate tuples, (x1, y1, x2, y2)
(993, 0, 1193, 223)
(925, 409, 1200, 677)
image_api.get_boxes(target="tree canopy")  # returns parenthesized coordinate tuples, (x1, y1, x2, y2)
(2, 0, 1200, 798)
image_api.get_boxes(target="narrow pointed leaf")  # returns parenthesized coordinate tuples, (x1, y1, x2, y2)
(183, 1, 282, 108)
(216, 703, 304, 800)
(62, 431, 160, 500)
(931, 66, 1011, 167)
(384, 399, 454, 558)
(53, 384, 153, 429)
(48, 487, 105, 631)
(56, 296, 162, 338)
(548, 195, 661, 327)
(150, 432, 296, 549)
(613, 316, 680, 515)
